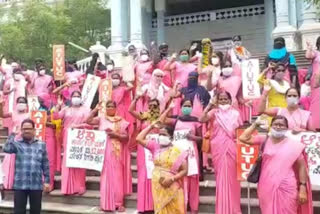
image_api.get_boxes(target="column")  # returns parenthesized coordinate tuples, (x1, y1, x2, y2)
(121, 0, 130, 46)
(264, 0, 275, 51)
(272, 0, 299, 51)
(155, 0, 166, 44)
(298, 1, 320, 50)
(130, 0, 146, 50)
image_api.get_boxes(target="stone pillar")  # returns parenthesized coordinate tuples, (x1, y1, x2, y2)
(155, 0, 166, 44)
(121, 0, 130, 46)
(107, 0, 124, 67)
(272, 0, 299, 51)
(89, 41, 107, 65)
(298, 1, 320, 50)
(130, 0, 146, 50)
(264, 0, 275, 51)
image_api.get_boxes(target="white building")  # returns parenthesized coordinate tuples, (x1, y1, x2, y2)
(107, 0, 320, 65)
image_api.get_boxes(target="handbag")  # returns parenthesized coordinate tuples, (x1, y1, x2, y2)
(247, 136, 268, 183)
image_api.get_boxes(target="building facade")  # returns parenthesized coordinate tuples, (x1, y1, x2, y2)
(108, 0, 320, 66)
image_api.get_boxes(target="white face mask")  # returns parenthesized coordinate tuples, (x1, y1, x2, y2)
(140, 54, 149, 62)
(270, 128, 287, 139)
(211, 57, 220, 65)
(222, 67, 233, 76)
(39, 69, 46, 76)
(71, 97, 82, 106)
(107, 65, 114, 71)
(286, 97, 299, 106)
(219, 104, 231, 111)
(17, 103, 27, 112)
(13, 74, 24, 81)
(112, 79, 120, 87)
(159, 135, 171, 146)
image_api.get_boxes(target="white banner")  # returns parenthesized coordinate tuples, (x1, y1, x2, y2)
(28, 95, 40, 112)
(66, 128, 107, 172)
(145, 134, 159, 179)
(173, 129, 198, 176)
(294, 132, 320, 186)
(81, 74, 101, 108)
(241, 59, 261, 99)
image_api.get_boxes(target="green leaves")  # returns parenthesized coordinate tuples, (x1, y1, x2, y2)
(0, 0, 110, 66)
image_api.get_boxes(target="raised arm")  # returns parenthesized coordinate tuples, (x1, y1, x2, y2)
(86, 105, 101, 126)
(305, 41, 315, 59)
(3, 133, 18, 154)
(159, 104, 175, 125)
(239, 121, 259, 145)
(199, 100, 216, 123)
(257, 86, 278, 117)
(129, 96, 143, 120)
(136, 124, 155, 147)
(0, 101, 11, 118)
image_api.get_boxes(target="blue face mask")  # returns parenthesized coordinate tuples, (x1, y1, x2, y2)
(182, 107, 192, 116)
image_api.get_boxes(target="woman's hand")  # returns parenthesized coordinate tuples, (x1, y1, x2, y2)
(298, 185, 308, 204)
(263, 83, 271, 93)
(160, 176, 174, 188)
(244, 100, 253, 107)
(292, 127, 305, 135)
(186, 133, 198, 141)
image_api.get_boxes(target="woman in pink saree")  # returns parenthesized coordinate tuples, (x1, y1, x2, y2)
(136, 123, 188, 214)
(200, 91, 242, 214)
(240, 116, 310, 214)
(305, 38, 320, 130)
(135, 49, 154, 94)
(53, 91, 91, 195)
(87, 101, 129, 212)
(0, 96, 29, 190)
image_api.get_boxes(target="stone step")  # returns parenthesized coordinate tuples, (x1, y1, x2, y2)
(0, 200, 137, 214)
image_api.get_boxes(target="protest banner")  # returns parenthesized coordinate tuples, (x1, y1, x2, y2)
(98, 78, 112, 116)
(236, 129, 259, 181)
(295, 132, 320, 186)
(81, 74, 101, 108)
(145, 134, 159, 179)
(31, 111, 47, 141)
(53, 45, 65, 81)
(66, 128, 107, 172)
(241, 59, 261, 99)
(28, 95, 40, 112)
(173, 129, 198, 176)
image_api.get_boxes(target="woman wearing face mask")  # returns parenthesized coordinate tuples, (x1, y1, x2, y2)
(239, 116, 310, 214)
(159, 98, 202, 214)
(164, 49, 197, 87)
(198, 51, 223, 94)
(86, 101, 129, 212)
(258, 63, 290, 110)
(53, 91, 91, 195)
(30, 65, 54, 96)
(200, 91, 243, 214)
(0, 97, 29, 190)
(258, 87, 314, 132)
(305, 37, 320, 130)
(129, 98, 161, 213)
(216, 60, 242, 108)
(140, 69, 170, 111)
(136, 123, 188, 214)
(135, 49, 154, 94)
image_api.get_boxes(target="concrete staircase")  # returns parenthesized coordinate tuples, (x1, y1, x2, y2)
(0, 126, 319, 214)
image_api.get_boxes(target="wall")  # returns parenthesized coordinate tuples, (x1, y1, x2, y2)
(156, 14, 269, 55)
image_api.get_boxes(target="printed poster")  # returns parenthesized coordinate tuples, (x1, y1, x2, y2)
(28, 95, 40, 112)
(66, 128, 107, 172)
(241, 59, 261, 99)
(81, 74, 101, 108)
(173, 129, 198, 176)
(236, 129, 259, 181)
(53, 45, 65, 81)
(99, 78, 112, 116)
(31, 111, 47, 141)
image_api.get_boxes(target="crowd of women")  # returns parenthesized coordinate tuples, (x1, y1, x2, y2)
(0, 34, 319, 214)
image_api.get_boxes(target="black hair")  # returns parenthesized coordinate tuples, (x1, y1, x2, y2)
(273, 37, 286, 49)
(271, 115, 289, 128)
(159, 43, 168, 50)
(217, 91, 232, 101)
(106, 100, 117, 107)
(16, 96, 27, 103)
(86, 53, 100, 74)
(71, 90, 81, 97)
(232, 35, 242, 41)
(163, 125, 175, 137)
(179, 49, 190, 55)
(21, 118, 35, 129)
(148, 98, 160, 106)
(271, 63, 287, 79)
(316, 36, 320, 50)
(13, 68, 22, 74)
(106, 59, 115, 66)
(285, 87, 300, 97)
(180, 98, 193, 107)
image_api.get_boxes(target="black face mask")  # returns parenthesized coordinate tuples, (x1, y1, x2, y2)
(273, 42, 285, 49)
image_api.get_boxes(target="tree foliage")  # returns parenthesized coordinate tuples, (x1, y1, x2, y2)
(0, 0, 110, 66)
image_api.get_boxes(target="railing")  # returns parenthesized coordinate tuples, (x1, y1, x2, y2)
(152, 4, 265, 28)
(76, 56, 92, 73)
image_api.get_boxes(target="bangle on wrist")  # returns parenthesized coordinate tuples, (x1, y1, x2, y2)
(299, 182, 306, 187)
